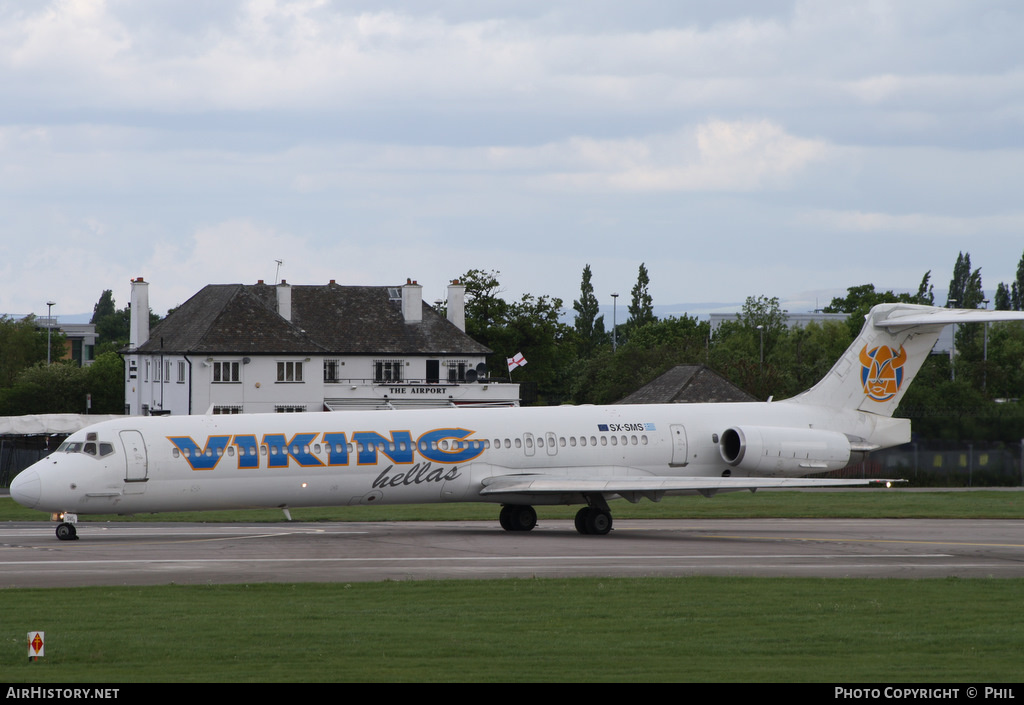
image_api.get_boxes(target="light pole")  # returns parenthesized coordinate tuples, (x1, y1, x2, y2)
(757, 325, 764, 369)
(947, 298, 957, 381)
(983, 298, 990, 389)
(611, 293, 619, 352)
(46, 300, 56, 365)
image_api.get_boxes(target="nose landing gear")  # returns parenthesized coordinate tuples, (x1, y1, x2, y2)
(56, 522, 78, 541)
(54, 512, 79, 541)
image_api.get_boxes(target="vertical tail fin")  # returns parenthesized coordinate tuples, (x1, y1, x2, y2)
(789, 304, 1024, 417)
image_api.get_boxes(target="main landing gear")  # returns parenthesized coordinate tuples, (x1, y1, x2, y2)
(497, 502, 614, 535)
(499, 504, 537, 532)
(574, 506, 613, 535)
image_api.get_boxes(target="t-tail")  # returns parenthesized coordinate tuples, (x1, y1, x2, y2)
(788, 303, 1024, 417)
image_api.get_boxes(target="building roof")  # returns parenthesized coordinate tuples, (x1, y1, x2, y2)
(615, 365, 758, 405)
(133, 283, 490, 356)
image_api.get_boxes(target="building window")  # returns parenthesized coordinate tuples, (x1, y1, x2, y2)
(324, 359, 340, 383)
(213, 406, 243, 414)
(447, 360, 468, 382)
(374, 360, 403, 382)
(177, 361, 186, 383)
(277, 361, 304, 383)
(275, 405, 307, 413)
(213, 361, 240, 383)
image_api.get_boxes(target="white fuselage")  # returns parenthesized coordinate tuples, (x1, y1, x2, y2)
(12, 401, 907, 516)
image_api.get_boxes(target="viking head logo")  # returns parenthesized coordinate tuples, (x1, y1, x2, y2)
(859, 345, 908, 402)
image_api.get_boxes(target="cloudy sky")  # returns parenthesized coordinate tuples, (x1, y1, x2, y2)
(2, 0, 1023, 321)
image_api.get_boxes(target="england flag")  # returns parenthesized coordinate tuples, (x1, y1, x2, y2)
(506, 352, 527, 372)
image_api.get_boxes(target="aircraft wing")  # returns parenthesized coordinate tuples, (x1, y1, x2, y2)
(479, 472, 898, 499)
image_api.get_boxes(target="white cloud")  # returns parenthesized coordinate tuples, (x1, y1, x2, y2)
(538, 120, 829, 192)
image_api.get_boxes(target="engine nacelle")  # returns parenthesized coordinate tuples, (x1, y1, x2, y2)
(718, 425, 852, 475)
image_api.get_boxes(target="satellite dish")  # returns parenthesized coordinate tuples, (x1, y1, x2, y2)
(465, 369, 478, 383)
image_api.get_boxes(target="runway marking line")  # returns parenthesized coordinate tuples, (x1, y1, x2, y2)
(0, 553, 955, 568)
(694, 533, 1024, 549)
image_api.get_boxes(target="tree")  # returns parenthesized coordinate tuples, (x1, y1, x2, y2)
(947, 252, 984, 309)
(570, 315, 710, 405)
(627, 263, 655, 331)
(770, 320, 851, 396)
(946, 252, 985, 357)
(461, 269, 508, 341)
(738, 295, 787, 336)
(995, 282, 1012, 311)
(458, 269, 575, 404)
(90, 289, 161, 354)
(995, 250, 1024, 311)
(1014, 250, 1024, 311)
(914, 270, 935, 305)
(84, 351, 126, 414)
(705, 296, 789, 400)
(0, 315, 53, 388)
(91, 289, 116, 323)
(824, 276, 934, 338)
(572, 264, 606, 357)
(0, 362, 87, 415)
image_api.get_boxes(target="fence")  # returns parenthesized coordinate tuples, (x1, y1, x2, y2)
(834, 439, 1024, 487)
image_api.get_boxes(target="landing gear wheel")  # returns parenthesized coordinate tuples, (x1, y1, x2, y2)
(574, 507, 590, 534)
(575, 507, 613, 535)
(585, 508, 612, 535)
(55, 522, 78, 541)
(499, 504, 537, 532)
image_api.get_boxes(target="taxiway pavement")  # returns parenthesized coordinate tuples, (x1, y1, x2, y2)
(2, 518, 1023, 587)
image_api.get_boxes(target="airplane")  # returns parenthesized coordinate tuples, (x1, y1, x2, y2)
(10, 303, 1024, 540)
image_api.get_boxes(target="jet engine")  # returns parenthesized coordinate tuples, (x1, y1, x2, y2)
(718, 425, 852, 475)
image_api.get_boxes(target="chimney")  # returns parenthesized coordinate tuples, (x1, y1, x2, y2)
(129, 277, 150, 348)
(447, 279, 466, 332)
(402, 279, 422, 324)
(276, 280, 292, 321)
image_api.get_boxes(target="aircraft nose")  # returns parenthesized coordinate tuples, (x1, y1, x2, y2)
(10, 470, 41, 509)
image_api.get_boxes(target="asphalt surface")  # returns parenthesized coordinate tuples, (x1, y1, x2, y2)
(2, 517, 1023, 587)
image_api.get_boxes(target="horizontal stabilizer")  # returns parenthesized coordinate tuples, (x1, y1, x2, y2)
(874, 307, 1024, 329)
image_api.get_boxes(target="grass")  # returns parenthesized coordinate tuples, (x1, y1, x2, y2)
(3, 488, 1024, 523)
(3, 491, 1022, 683)
(2, 578, 1022, 683)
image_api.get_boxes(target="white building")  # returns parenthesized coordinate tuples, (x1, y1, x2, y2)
(123, 277, 518, 415)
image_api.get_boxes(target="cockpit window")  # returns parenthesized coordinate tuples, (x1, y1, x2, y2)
(56, 439, 116, 460)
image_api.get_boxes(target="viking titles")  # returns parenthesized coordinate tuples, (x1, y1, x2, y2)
(168, 427, 483, 472)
